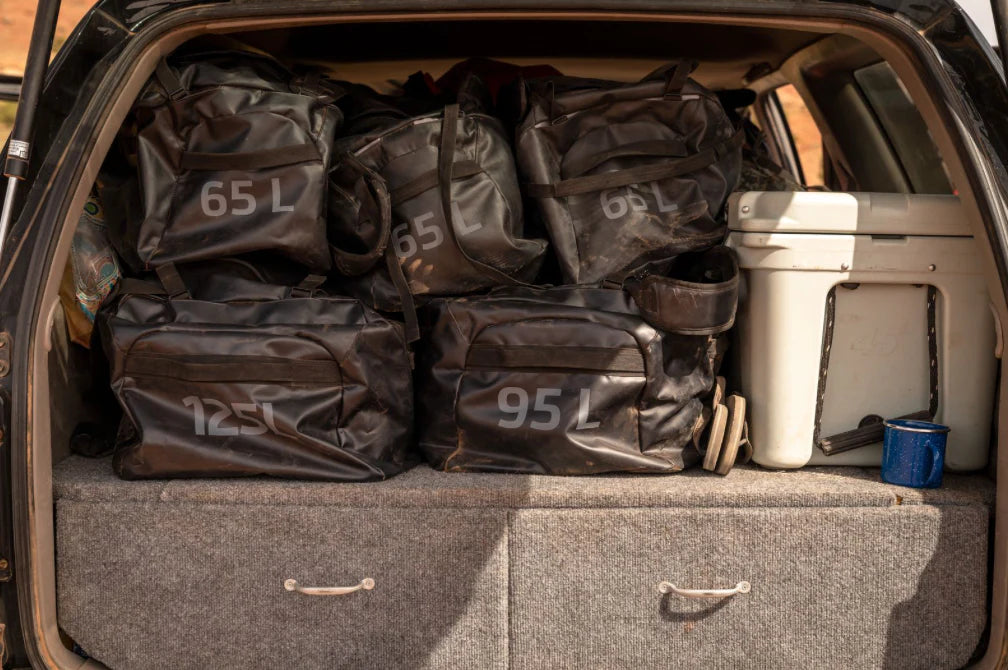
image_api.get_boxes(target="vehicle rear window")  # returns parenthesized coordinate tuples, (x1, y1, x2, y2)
(853, 61, 953, 194)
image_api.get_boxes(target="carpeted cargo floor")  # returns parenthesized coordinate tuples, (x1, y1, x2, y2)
(53, 456, 994, 670)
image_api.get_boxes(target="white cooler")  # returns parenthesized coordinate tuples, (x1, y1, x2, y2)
(727, 191, 997, 470)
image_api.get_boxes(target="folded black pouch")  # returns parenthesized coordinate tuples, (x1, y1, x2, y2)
(516, 60, 743, 285)
(101, 266, 414, 481)
(415, 246, 738, 475)
(327, 79, 548, 340)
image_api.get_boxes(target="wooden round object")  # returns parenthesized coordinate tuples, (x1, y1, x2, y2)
(703, 403, 728, 472)
(716, 395, 747, 476)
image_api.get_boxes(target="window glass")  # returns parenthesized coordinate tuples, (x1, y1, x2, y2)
(853, 61, 952, 194)
(775, 85, 824, 187)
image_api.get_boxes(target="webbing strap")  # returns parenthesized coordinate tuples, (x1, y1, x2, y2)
(155, 59, 186, 100)
(562, 140, 688, 180)
(290, 274, 327, 298)
(466, 344, 645, 374)
(436, 106, 536, 291)
(125, 354, 340, 384)
(390, 160, 483, 206)
(155, 263, 190, 299)
(525, 129, 744, 199)
(663, 59, 694, 95)
(386, 246, 419, 342)
(180, 144, 320, 171)
(329, 155, 394, 278)
(116, 277, 166, 297)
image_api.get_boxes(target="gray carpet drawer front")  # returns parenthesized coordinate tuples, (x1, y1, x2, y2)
(56, 503, 509, 670)
(510, 506, 988, 670)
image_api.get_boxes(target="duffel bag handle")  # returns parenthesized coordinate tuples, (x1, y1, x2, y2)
(139, 261, 326, 301)
(561, 139, 689, 180)
(542, 59, 696, 120)
(179, 144, 321, 172)
(329, 155, 393, 277)
(328, 155, 420, 342)
(622, 247, 740, 336)
(526, 129, 743, 199)
(437, 104, 541, 292)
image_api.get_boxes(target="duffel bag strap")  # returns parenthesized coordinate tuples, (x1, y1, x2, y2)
(437, 104, 537, 291)
(179, 144, 321, 172)
(155, 262, 191, 300)
(662, 59, 695, 97)
(328, 154, 421, 343)
(525, 128, 744, 199)
(155, 59, 187, 100)
(329, 155, 394, 277)
(622, 247, 739, 336)
(389, 160, 483, 207)
(289, 274, 327, 298)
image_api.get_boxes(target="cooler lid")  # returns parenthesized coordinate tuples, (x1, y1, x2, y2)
(728, 191, 970, 237)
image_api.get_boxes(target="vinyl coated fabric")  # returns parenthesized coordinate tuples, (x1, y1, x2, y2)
(328, 87, 547, 312)
(102, 293, 413, 480)
(417, 286, 726, 474)
(517, 62, 742, 284)
(131, 51, 341, 272)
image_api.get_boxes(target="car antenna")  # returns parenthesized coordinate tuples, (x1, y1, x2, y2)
(0, 0, 62, 264)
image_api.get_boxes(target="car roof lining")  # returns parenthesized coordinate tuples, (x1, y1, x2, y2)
(227, 20, 825, 91)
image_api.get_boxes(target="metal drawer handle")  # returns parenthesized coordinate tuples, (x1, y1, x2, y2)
(658, 581, 751, 598)
(284, 578, 375, 596)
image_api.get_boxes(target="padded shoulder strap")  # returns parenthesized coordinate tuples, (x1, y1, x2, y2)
(623, 247, 739, 336)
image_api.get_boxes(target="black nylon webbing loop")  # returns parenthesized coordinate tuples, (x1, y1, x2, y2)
(526, 129, 744, 199)
(125, 354, 341, 384)
(155, 59, 186, 100)
(155, 263, 190, 300)
(466, 344, 645, 374)
(390, 160, 483, 206)
(329, 155, 394, 278)
(663, 59, 695, 96)
(179, 144, 320, 171)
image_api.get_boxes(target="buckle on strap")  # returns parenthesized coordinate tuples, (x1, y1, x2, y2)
(290, 274, 326, 298)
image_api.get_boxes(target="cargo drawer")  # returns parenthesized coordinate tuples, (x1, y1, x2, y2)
(510, 505, 988, 670)
(56, 503, 509, 670)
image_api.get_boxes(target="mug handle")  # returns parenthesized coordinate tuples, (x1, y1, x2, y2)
(925, 441, 944, 486)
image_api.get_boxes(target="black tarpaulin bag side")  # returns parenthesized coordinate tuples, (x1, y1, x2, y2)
(101, 268, 414, 481)
(327, 81, 548, 338)
(129, 49, 342, 273)
(516, 60, 743, 284)
(415, 246, 738, 475)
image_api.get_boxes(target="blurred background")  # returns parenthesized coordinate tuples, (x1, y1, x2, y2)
(0, 0, 90, 136)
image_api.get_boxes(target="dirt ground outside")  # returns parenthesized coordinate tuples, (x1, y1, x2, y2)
(0, 0, 92, 136)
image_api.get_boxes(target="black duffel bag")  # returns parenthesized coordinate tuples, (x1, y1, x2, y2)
(101, 267, 413, 480)
(328, 82, 548, 339)
(416, 247, 738, 474)
(516, 61, 742, 284)
(127, 49, 341, 273)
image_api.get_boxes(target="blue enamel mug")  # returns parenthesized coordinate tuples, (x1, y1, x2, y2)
(881, 419, 950, 488)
